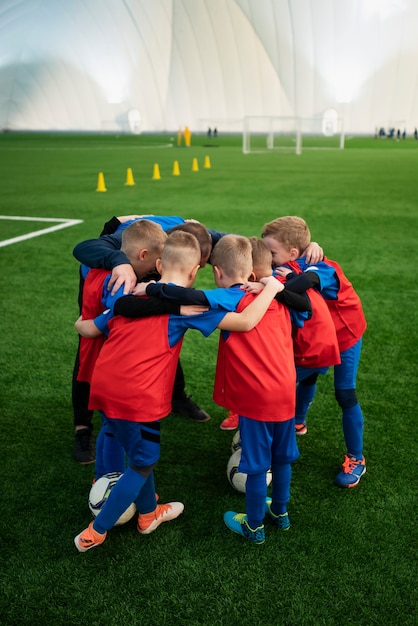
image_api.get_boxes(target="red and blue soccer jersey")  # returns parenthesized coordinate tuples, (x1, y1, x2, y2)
(213, 293, 296, 422)
(76, 268, 111, 383)
(297, 256, 367, 352)
(89, 308, 226, 422)
(285, 261, 340, 368)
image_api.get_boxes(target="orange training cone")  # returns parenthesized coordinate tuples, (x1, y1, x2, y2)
(172, 160, 180, 176)
(204, 155, 211, 169)
(192, 158, 199, 172)
(96, 172, 107, 192)
(125, 167, 135, 186)
(152, 163, 161, 180)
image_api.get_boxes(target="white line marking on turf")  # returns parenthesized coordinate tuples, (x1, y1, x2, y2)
(0, 215, 84, 248)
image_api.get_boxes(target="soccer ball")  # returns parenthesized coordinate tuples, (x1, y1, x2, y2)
(88, 472, 136, 526)
(226, 449, 272, 494)
(231, 429, 242, 453)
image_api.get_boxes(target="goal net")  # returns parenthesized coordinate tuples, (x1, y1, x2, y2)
(243, 116, 301, 155)
(243, 115, 344, 154)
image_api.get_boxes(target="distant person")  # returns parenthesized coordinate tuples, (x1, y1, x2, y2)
(207, 127, 212, 139)
(213, 127, 218, 138)
(414, 128, 417, 140)
(74, 231, 284, 551)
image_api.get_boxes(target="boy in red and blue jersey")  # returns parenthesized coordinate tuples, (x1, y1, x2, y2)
(74, 231, 284, 551)
(219, 236, 340, 432)
(134, 234, 311, 544)
(262, 216, 367, 488)
(75, 219, 197, 479)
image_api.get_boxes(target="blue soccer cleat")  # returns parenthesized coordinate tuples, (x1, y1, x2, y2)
(223, 511, 265, 544)
(335, 455, 366, 488)
(265, 498, 291, 530)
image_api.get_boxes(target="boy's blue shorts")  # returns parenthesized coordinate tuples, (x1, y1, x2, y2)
(238, 416, 300, 475)
(101, 413, 161, 468)
(334, 338, 362, 389)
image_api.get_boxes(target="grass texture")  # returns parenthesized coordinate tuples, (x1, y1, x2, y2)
(0, 132, 417, 625)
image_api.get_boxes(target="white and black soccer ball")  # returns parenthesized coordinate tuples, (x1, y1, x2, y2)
(88, 472, 136, 526)
(231, 429, 242, 453)
(226, 449, 272, 494)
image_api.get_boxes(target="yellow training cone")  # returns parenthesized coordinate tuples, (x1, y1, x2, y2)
(172, 160, 180, 176)
(125, 167, 135, 186)
(204, 155, 211, 169)
(96, 172, 107, 192)
(152, 163, 161, 180)
(192, 158, 199, 172)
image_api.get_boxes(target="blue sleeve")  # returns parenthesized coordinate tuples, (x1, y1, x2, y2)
(93, 309, 113, 336)
(168, 309, 227, 346)
(116, 216, 185, 233)
(297, 258, 339, 300)
(203, 287, 244, 311)
(92, 277, 126, 334)
(101, 279, 126, 315)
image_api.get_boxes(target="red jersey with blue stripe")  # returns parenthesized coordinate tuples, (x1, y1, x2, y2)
(286, 261, 340, 368)
(76, 268, 110, 383)
(89, 307, 226, 422)
(299, 257, 367, 352)
(213, 293, 296, 422)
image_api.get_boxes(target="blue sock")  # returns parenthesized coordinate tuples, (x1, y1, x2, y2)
(95, 426, 106, 480)
(93, 467, 146, 534)
(295, 382, 317, 424)
(342, 404, 364, 459)
(270, 463, 292, 515)
(136, 471, 157, 514)
(245, 472, 267, 529)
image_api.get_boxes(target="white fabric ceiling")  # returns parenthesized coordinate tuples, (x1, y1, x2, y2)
(1, 0, 417, 134)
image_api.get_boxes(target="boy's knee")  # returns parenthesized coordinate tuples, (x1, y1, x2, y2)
(131, 461, 157, 479)
(335, 388, 357, 408)
(300, 372, 319, 387)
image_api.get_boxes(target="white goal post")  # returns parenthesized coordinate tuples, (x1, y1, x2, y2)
(243, 115, 344, 154)
(243, 116, 302, 155)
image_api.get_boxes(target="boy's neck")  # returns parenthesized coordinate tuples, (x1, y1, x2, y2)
(217, 274, 247, 288)
(160, 270, 192, 288)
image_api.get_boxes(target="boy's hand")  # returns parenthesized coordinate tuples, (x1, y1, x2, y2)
(131, 281, 155, 297)
(260, 275, 284, 292)
(304, 241, 323, 264)
(275, 266, 292, 278)
(241, 281, 263, 294)
(108, 264, 137, 295)
(180, 305, 209, 316)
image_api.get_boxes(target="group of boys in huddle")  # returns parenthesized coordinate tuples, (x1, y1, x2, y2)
(72, 214, 366, 551)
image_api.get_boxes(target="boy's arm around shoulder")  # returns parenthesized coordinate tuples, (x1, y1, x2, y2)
(217, 276, 283, 332)
(144, 282, 209, 305)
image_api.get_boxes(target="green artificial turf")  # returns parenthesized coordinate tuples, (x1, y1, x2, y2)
(0, 132, 417, 625)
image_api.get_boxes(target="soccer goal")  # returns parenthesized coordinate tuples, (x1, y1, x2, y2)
(243, 116, 302, 155)
(242, 114, 344, 154)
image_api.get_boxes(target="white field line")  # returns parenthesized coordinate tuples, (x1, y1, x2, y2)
(0, 216, 83, 248)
